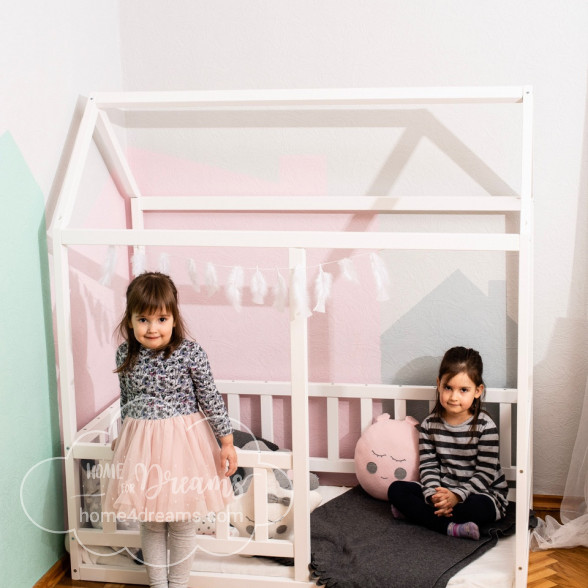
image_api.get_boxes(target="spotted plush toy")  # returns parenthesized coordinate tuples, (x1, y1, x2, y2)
(354, 413, 420, 500)
(229, 468, 322, 541)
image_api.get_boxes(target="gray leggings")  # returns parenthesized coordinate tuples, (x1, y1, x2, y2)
(140, 521, 196, 588)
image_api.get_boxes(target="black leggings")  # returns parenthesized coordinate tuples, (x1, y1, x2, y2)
(388, 481, 497, 535)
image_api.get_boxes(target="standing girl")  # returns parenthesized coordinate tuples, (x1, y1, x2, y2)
(104, 272, 237, 588)
(388, 346, 508, 540)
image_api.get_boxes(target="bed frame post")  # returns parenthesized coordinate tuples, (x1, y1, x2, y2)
(515, 85, 534, 588)
(51, 95, 100, 580)
(288, 248, 312, 582)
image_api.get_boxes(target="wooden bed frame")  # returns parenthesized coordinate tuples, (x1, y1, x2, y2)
(52, 87, 533, 587)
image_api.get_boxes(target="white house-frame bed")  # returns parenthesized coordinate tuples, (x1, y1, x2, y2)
(51, 87, 533, 587)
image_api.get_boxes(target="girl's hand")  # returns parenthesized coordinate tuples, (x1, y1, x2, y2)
(219, 434, 238, 477)
(432, 487, 459, 517)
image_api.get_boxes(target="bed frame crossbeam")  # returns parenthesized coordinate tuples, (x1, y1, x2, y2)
(59, 228, 520, 252)
(91, 86, 525, 109)
(135, 195, 523, 213)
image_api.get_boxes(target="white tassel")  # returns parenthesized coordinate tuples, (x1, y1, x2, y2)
(131, 249, 146, 277)
(226, 266, 244, 311)
(187, 258, 200, 292)
(159, 252, 170, 275)
(250, 266, 268, 305)
(338, 257, 359, 283)
(291, 265, 312, 318)
(272, 269, 288, 312)
(205, 262, 219, 296)
(313, 265, 333, 313)
(370, 252, 391, 301)
(99, 245, 117, 286)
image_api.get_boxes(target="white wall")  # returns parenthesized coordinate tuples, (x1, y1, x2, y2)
(116, 0, 588, 496)
(0, 2, 123, 198)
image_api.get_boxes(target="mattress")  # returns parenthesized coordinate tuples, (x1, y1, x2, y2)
(76, 485, 515, 586)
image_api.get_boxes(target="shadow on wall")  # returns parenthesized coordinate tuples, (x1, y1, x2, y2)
(532, 317, 588, 494)
(381, 270, 518, 422)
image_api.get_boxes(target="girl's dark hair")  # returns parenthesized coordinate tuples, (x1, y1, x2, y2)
(432, 346, 486, 427)
(114, 272, 187, 373)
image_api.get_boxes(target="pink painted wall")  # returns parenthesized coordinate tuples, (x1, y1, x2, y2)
(70, 146, 383, 461)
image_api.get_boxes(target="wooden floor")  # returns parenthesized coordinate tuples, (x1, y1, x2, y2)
(526, 509, 588, 588)
(48, 510, 588, 588)
(51, 547, 588, 588)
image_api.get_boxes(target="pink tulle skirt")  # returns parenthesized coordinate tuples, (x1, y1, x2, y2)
(103, 413, 234, 522)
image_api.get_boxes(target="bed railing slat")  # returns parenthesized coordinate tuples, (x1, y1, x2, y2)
(500, 403, 513, 468)
(260, 394, 274, 442)
(215, 507, 230, 541)
(360, 398, 373, 432)
(327, 397, 340, 461)
(226, 393, 240, 426)
(253, 467, 269, 542)
(394, 399, 407, 420)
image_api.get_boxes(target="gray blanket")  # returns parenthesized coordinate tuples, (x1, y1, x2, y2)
(308, 485, 517, 588)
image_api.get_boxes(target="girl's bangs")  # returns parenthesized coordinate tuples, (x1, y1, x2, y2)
(131, 285, 177, 317)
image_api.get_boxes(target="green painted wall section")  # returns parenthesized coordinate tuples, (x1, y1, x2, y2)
(0, 132, 64, 586)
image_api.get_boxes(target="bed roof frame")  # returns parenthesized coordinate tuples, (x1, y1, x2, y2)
(52, 86, 533, 587)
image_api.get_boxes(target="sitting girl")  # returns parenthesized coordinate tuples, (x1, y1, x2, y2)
(388, 346, 508, 540)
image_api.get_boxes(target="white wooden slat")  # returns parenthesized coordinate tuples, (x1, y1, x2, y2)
(288, 248, 311, 583)
(260, 395, 274, 442)
(394, 399, 407, 420)
(499, 403, 513, 467)
(214, 508, 230, 541)
(215, 380, 518, 404)
(94, 110, 142, 199)
(139, 195, 522, 213)
(74, 528, 143, 549)
(91, 86, 525, 109)
(253, 467, 269, 542)
(360, 398, 373, 432)
(71, 442, 115, 461)
(74, 528, 294, 558)
(52, 97, 99, 229)
(59, 228, 520, 252)
(66, 453, 83, 578)
(76, 564, 310, 587)
(309, 457, 355, 474)
(76, 399, 119, 438)
(226, 393, 241, 425)
(236, 449, 292, 469)
(327, 397, 340, 461)
(514, 86, 534, 588)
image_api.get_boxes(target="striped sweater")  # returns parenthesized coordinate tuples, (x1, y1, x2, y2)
(418, 412, 508, 519)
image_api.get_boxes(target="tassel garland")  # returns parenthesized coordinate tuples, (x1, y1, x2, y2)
(313, 265, 333, 313)
(226, 266, 244, 311)
(205, 262, 219, 296)
(187, 258, 200, 292)
(291, 264, 312, 318)
(338, 257, 359, 283)
(99, 245, 118, 286)
(272, 269, 288, 312)
(159, 252, 170, 275)
(370, 252, 391, 301)
(250, 266, 268, 305)
(99, 248, 393, 314)
(131, 249, 146, 277)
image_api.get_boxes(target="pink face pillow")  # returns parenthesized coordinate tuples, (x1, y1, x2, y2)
(354, 413, 420, 500)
